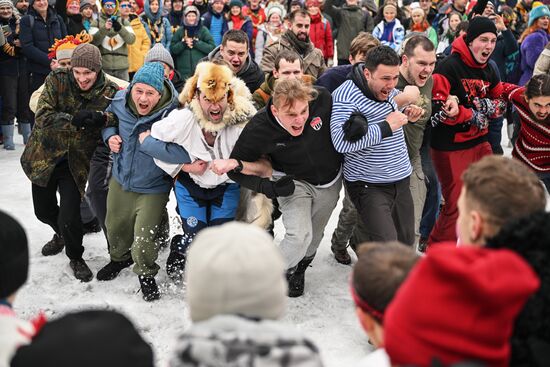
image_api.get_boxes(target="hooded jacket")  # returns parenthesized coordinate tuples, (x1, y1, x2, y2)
(168, 315, 324, 367)
(140, 0, 172, 48)
(204, 45, 264, 93)
(19, 6, 67, 75)
(21, 69, 119, 195)
(90, 11, 136, 71)
(102, 80, 190, 194)
(127, 14, 151, 73)
(519, 29, 550, 86)
(431, 35, 502, 151)
(0, 14, 27, 77)
(308, 12, 334, 61)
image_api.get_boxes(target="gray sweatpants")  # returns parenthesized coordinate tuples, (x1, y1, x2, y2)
(277, 178, 342, 269)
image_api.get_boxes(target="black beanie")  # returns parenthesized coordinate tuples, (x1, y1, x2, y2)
(11, 310, 154, 367)
(0, 211, 29, 299)
(465, 16, 497, 44)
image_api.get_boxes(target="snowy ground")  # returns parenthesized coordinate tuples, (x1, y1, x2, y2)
(3, 128, 541, 366)
(1, 133, 367, 366)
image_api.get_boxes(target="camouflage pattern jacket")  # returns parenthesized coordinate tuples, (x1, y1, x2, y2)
(20, 69, 119, 196)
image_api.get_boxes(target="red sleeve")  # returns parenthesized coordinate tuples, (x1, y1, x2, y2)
(324, 21, 334, 59)
(432, 73, 473, 125)
(495, 82, 523, 102)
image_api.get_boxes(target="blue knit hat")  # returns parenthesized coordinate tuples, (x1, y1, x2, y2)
(131, 62, 165, 94)
(528, 4, 550, 27)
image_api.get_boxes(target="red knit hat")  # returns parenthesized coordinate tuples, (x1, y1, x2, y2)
(384, 243, 540, 367)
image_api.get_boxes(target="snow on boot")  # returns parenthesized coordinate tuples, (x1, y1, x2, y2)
(97, 258, 134, 281)
(20, 123, 31, 144)
(139, 275, 160, 301)
(41, 234, 65, 256)
(1, 124, 15, 150)
(166, 251, 186, 282)
(69, 258, 93, 282)
(286, 256, 315, 298)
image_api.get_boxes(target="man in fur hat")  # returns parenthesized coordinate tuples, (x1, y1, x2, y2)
(149, 61, 271, 282)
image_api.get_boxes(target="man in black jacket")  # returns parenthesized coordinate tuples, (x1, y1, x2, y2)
(212, 79, 342, 298)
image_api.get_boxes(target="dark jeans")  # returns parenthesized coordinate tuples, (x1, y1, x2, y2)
(488, 116, 504, 155)
(0, 74, 32, 124)
(32, 160, 84, 260)
(337, 58, 350, 66)
(419, 136, 441, 239)
(346, 177, 415, 246)
(86, 145, 112, 246)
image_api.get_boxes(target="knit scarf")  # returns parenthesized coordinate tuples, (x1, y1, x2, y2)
(283, 30, 311, 57)
(380, 20, 395, 43)
(184, 19, 201, 38)
(230, 14, 244, 30)
(146, 16, 165, 44)
(411, 20, 429, 33)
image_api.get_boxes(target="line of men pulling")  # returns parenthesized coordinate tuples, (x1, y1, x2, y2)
(21, 16, 547, 301)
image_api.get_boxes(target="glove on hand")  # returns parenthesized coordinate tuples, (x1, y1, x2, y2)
(112, 18, 122, 32)
(470, 110, 489, 130)
(259, 175, 295, 199)
(343, 112, 369, 142)
(430, 110, 449, 127)
(72, 111, 106, 129)
(473, 97, 506, 118)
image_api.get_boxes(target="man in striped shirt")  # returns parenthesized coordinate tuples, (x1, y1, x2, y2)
(331, 46, 423, 246)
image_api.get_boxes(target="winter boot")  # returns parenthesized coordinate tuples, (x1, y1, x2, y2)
(1, 124, 15, 150)
(97, 258, 134, 281)
(286, 256, 315, 298)
(330, 246, 351, 265)
(82, 218, 102, 235)
(69, 258, 93, 282)
(41, 234, 65, 256)
(166, 234, 188, 282)
(20, 123, 31, 144)
(138, 275, 160, 301)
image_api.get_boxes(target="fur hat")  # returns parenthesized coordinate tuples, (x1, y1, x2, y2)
(384, 244, 540, 367)
(48, 32, 92, 61)
(180, 61, 256, 133)
(185, 222, 287, 322)
(528, 4, 550, 27)
(0, 211, 28, 300)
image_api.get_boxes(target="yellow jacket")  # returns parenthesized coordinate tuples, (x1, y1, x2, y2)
(128, 16, 151, 73)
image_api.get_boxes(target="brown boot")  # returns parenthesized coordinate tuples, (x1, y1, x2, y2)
(331, 246, 351, 265)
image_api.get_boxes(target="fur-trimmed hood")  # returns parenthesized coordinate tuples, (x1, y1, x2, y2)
(179, 62, 257, 133)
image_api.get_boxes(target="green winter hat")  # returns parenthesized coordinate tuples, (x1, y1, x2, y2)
(131, 62, 165, 93)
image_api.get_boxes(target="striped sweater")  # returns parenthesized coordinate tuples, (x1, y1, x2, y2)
(331, 73, 412, 184)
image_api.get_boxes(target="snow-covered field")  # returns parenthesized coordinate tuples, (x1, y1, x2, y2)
(1, 134, 368, 366)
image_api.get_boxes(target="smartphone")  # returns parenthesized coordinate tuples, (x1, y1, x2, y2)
(1, 25, 10, 34)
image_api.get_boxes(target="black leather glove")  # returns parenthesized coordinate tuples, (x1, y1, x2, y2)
(112, 18, 122, 32)
(343, 112, 369, 142)
(72, 110, 106, 129)
(259, 176, 295, 199)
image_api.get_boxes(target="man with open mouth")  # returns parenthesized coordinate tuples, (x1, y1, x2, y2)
(225, 79, 342, 298)
(331, 45, 424, 249)
(428, 16, 507, 247)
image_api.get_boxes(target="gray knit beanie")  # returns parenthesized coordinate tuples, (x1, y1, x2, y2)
(71, 43, 102, 73)
(144, 43, 174, 70)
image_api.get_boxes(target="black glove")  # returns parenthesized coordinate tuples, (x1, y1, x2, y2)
(72, 110, 106, 129)
(342, 112, 369, 142)
(469, 110, 488, 130)
(112, 18, 122, 32)
(259, 175, 295, 199)
(430, 109, 449, 127)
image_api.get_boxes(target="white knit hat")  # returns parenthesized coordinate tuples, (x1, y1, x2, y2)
(185, 222, 288, 322)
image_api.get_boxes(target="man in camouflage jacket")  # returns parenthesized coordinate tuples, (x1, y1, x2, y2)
(20, 44, 119, 282)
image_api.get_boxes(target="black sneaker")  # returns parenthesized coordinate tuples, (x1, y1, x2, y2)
(41, 234, 65, 256)
(138, 275, 160, 301)
(286, 256, 314, 298)
(69, 259, 93, 282)
(82, 218, 101, 235)
(418, 237, 428, 253)
(166, 251, 186, 282)
(97, 258, 134, 281)
(331, 246, 352, 265)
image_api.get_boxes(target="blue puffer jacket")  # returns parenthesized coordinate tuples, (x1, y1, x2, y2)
(102, 80, 190, 194)
(19, 7, 67, 76)
(140, 0, 172, 48)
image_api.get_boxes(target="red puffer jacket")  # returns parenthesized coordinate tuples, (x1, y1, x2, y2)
(308, 13, 333, 61)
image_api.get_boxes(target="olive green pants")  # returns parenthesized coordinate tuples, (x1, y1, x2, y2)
(105, 179, 169, 277)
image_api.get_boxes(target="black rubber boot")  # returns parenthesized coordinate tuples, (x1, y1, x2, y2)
(82, 218, 101, 235)
(96, 258, 134, 281)
(286, 256, 315, 298)
(69, 258, 93, 282)
(41, 234, 65, 256)
(139, 275, 160, 301)
(166, 235, 187, 282)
